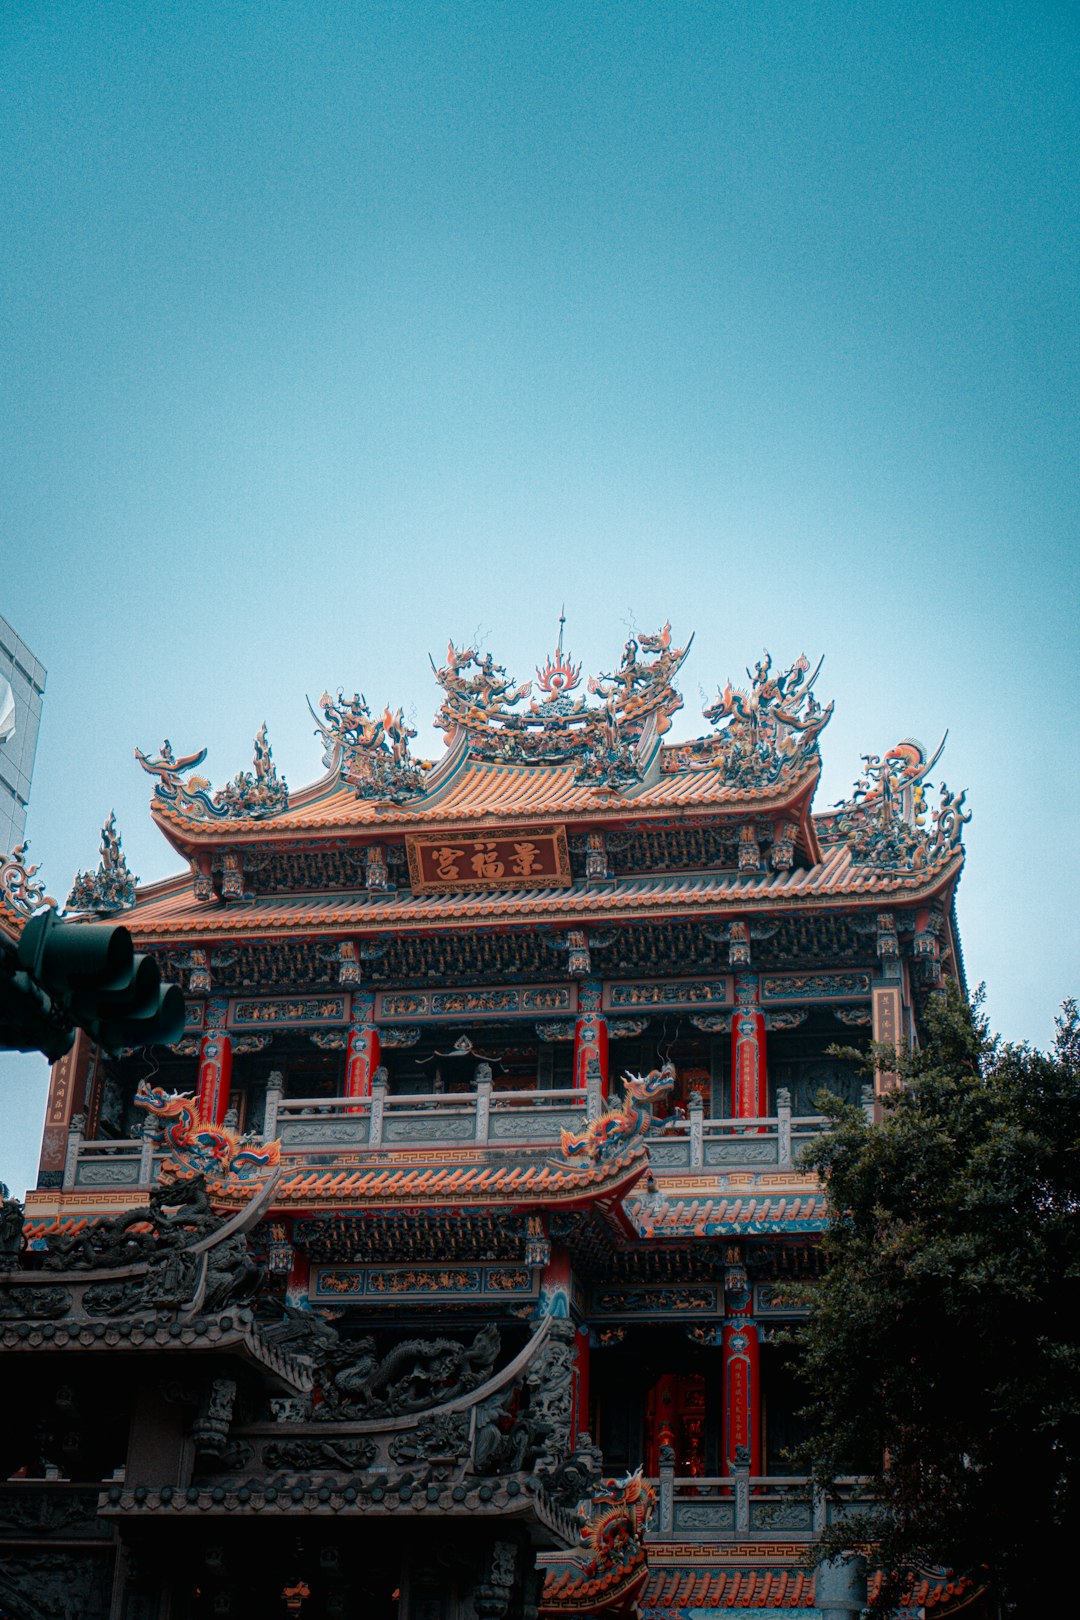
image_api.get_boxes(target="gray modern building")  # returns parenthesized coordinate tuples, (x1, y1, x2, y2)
(0, 615, 46, 855)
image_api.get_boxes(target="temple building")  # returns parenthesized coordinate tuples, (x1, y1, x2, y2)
(0, 626, 973, 1620)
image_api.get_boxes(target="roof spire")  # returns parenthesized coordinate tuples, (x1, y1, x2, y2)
(536, 612, 582, 705)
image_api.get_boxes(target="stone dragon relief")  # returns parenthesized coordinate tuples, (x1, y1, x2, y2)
(134, 725, 288, 821)
(239, 1313, 580, 1488)
(315, 1322, 501, 1421)
(0, 1172, 276, 1325)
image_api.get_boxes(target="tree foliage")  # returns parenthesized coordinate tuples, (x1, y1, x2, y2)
(796, 987, 1080, 1614)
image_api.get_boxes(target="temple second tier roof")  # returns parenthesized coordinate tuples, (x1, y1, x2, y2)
(120, 837, 964, 945)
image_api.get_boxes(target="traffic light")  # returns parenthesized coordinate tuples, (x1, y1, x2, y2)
(1, 909, 185, 1060)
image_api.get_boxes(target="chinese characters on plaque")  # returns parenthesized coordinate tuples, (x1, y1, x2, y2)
(406, 825, 572, 893)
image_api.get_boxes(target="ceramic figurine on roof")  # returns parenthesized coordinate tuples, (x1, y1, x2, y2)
(135, 1080, 281, 1182)
(533, 613, 583, 714)
(0, 840, 52, 922)
(134, 724, 288, 821)
(433, 641, 536, 734)
(66, 812, 138, 914)
(432, 622, 690, 789)
(579, 1468, 657, 1578)
(311, 689, 430, 802)
(560, 1063, 676, 1164)
(835, 736, 970, 872)
(667, 650, 834, 788)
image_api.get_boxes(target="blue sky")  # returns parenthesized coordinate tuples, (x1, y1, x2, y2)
(1, 2, 1077, 1194)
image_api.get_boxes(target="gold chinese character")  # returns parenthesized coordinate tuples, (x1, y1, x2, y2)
(511, 841, 542, 876)
(430, 845, 464, 880)
(470, 840, 505, 878)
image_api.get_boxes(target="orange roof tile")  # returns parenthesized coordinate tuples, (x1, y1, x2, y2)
(150, 752, 819, 844)
(619, 1565, 983, 1613)
(240, 1145, 650, 1211)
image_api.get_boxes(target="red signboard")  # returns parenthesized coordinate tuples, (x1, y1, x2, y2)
(406, 825, 572, 893)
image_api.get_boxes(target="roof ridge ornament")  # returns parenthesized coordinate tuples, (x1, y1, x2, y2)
(432, 624, 690, 791)
(833, 736, 971, 871)
(534, 608, 583, 711)
(65, 811, 138, 914)
(0, 840, 54, 922)
(135, 726, 289, 822)
(664, 649, 834, 787)
(309, 690, 430, 803)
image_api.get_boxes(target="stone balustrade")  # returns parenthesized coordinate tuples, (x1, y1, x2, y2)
(653, 1455, 874, 1540)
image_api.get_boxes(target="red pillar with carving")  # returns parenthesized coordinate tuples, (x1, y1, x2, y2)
(196, 1032, 233, 1127)
(344, 991, 380, 1098)
(731, 973, 767, 1119)
(573, 980, 609, 1098)
(722, 1257, 762, 1475)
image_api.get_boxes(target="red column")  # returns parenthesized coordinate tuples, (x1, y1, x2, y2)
(731, 974, 767, 1120)
(344, 992, 380, 1098)
(573, 980, 609, 1098)
(196, 1032, 232, 1127)
(574, 1322, 591, 1441)
(286, 1245, 311, 1310)
(722, 1260, 762, 1475)
(37, 1029, 95, 1183)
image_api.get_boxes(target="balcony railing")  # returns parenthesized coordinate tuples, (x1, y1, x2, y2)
(646, 1088, 842, 1171)
(60, 1078, 846, 1190)
(274, 1082, 587, 1152)
(653, 1462, 875, 1539)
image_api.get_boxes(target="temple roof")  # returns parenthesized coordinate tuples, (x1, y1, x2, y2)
(45, 628, 968, 931)
(148, 750, 820, 844)
(131, 634, 835, 852)
(234, 1141, 650, 1211)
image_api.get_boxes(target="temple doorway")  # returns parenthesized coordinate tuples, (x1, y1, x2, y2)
(644, 1372, 706, 1478)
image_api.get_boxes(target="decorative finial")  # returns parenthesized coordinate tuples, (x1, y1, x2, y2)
(535, 615, 582, 704)
(66, 812, 138, 913)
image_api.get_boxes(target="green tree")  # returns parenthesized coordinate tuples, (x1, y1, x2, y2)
(797, 987, 1080, 1615)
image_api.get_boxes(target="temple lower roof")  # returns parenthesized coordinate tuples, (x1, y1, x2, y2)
(124, 843, 963, 943)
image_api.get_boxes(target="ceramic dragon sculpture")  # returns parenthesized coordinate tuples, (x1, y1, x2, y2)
(578, 1467, 658, 1577)
(560, 1062, 676, 1165)
(135, 1082, 281, 1182)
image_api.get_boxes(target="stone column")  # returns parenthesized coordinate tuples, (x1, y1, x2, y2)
(573, 979, 609, 1099)
(816, 1555, 869, 1617)
(722, 1255, 761, 1476)
(196, 1032, 232, 1127)
(344, 991, 380, 1099)
(731, 973, 767, 1120)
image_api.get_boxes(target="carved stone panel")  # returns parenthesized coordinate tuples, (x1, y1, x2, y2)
(674, 1500, 735, 1531)
(750, 1498, 813, 1531)
(489, 1110, 577, 1141)
(74, 1160, 142, 1187)
(645, 1141, 690, 1168)
(382, 1115, 477, 1143)
(704, 1139, 778, 1167)
(278, 1119, 370, 1147)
